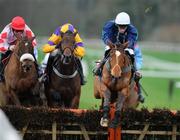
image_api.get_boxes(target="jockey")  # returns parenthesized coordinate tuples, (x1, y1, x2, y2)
(42, 23, 86, 85)
(0, 16, 38, 82)
(93, 12, 144, 103)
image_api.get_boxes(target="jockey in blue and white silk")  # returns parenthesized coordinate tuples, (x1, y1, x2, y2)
(96, 12, 144, 103)
(102, 17, 142, 70)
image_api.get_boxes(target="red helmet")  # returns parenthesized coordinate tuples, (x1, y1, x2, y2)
(11, 16, 25, 30)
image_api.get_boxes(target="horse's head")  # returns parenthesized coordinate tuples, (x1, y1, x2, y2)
(108, 42, 129, 78)
(14, 33, 35, 73)
(59, 31, 76, 65)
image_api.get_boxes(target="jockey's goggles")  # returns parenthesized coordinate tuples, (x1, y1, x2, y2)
(116, 24, 127, 30)
(13, 29, 24, 33)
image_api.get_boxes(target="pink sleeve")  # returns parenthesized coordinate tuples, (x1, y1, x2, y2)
(0, 32, 8, 52)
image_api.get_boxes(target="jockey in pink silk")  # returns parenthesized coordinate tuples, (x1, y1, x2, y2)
(0, 16, 38, 82)
(42, 23, 86, 85)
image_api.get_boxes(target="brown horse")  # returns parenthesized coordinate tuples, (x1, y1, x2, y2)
(94, 42, 139, 128)
(0, 33, 43, 106)
(45, 31, 81, 108)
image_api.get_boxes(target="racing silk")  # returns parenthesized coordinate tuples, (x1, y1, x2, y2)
(134, 44, 143, 70)
(102, 20, 142, 70)
(102, 20, 138, 49)
(42, 23, 85, 58)
(0, 23, 38, 59)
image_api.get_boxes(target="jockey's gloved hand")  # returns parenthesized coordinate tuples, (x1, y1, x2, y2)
(135, 71, 142, 81)
(124, 48, 134, 56)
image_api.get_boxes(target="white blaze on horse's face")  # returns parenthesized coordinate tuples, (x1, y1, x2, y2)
(111, 50, 122, 78)
(115, 50, 121, 57)
(115, 50, 121, 63)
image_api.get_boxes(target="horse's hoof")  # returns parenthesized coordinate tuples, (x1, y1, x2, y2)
(100, 117, 109, 127)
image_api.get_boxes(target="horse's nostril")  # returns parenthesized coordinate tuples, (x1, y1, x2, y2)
(22, 64, 32, 72)
(26, 67, 30, 71)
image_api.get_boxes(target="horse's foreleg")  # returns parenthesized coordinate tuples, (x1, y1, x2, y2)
(70, 95, 80, 109)
(9, 90, 21, 106)
(34, 81, 47, 106)
(116, 90, 126, 112)
(100, 88, 111, 127)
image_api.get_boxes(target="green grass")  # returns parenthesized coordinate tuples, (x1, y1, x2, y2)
(139, 77, 180, 109)
(143, 50, 180, 63)
(38, 48, 180, 110)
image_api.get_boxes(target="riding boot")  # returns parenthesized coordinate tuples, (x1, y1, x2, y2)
(93, 49, 110, 76)
(37, 64, 46, 83)
(76, 58, 86, 85)
(42, 54, 55, 83)
(134, 71, 145, 103)
(136, 81, 145, 103)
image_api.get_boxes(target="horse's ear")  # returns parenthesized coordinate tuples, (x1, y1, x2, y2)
(60, 31, 64, 38)
(29, 36, 36, 43)
(73, 31, 77, 37)
(14, 32, 23, 40)
(107, 40, 115, 49)
(123, 41, 129, 49)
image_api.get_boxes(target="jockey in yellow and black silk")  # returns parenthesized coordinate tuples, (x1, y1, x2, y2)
(42, 23, 86, 85)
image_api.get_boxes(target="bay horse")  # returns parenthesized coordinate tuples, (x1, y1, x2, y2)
(0, 33, 43, 106)
(94, 42, 139, 128)
(45, 31, 81, 108)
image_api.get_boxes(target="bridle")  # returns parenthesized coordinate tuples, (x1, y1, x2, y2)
(105, 46, 131, 80)
(52, 35, 78, 79)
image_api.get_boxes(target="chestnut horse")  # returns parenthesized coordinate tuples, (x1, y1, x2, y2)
(0, 33, 42, 106)
(45, 31, 81, 108)
(94, 42, 139, 128)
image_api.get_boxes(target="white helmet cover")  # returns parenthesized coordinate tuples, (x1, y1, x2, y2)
(115, 12, 130, 25)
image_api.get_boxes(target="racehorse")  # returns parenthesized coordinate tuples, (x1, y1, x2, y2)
(94, 42, 139, 128)
(0, 33, 43, 106)
(45, 31, 81, 108)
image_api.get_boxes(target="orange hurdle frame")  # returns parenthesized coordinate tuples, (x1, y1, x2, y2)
(108, 104, 121, 140)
